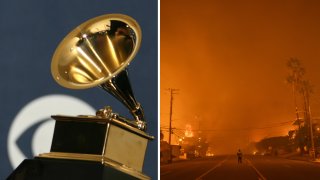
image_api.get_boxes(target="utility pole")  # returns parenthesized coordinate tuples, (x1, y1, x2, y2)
(308, 106, 315, 160)
(291, 79, 303, 153)
(168, 88, 178, 163)
(305, 87, 315, 160)
(299, 80, 315, 160)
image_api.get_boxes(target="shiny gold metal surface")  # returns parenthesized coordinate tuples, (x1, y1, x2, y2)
(51, 14, 146, 130)
(51, 14, 141, 89)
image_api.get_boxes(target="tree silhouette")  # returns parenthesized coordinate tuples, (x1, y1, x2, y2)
(286, 58, 315, 157)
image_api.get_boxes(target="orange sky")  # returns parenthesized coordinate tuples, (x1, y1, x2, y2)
(160, 0, 320, 154)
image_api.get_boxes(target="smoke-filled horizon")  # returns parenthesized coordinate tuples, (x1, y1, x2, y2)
(160, 0, 320, 154)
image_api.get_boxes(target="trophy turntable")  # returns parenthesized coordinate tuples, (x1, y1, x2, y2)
(8, 14, 154, 180)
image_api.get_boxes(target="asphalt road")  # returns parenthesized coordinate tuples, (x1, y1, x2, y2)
(160, 155, 320, 180)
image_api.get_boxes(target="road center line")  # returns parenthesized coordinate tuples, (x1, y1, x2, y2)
(195, 157, 229, 180)
(245, 159, 267, 180)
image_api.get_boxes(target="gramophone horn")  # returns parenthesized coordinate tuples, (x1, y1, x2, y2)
(51, 14, 146, 130)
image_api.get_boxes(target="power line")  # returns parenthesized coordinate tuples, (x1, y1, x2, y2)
(161, 121, 294, 132)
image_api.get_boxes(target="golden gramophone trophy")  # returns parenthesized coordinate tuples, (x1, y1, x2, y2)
(8, 14, 153, 180)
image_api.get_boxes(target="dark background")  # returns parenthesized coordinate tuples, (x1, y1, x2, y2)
(0, 0, 158, 179)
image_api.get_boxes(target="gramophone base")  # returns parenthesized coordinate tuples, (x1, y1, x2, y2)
(49, 115, 153, 172)
(7, 157, 149, 180)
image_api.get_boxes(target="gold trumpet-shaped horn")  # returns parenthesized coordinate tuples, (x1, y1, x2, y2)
(51, 14, 146, 130)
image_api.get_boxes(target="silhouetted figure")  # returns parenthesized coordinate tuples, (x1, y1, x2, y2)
(237, 149, 243, 164)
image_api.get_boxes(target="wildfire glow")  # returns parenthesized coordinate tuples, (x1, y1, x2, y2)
(185, 124, 194, 137)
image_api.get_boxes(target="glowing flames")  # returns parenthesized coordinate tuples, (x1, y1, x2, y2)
(185, 124, 194, 137)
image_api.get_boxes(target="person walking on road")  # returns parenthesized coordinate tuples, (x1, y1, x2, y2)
(237, 149, 243, 164)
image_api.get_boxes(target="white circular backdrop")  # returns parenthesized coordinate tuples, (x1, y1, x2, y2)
(7, 94, 95, 168)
